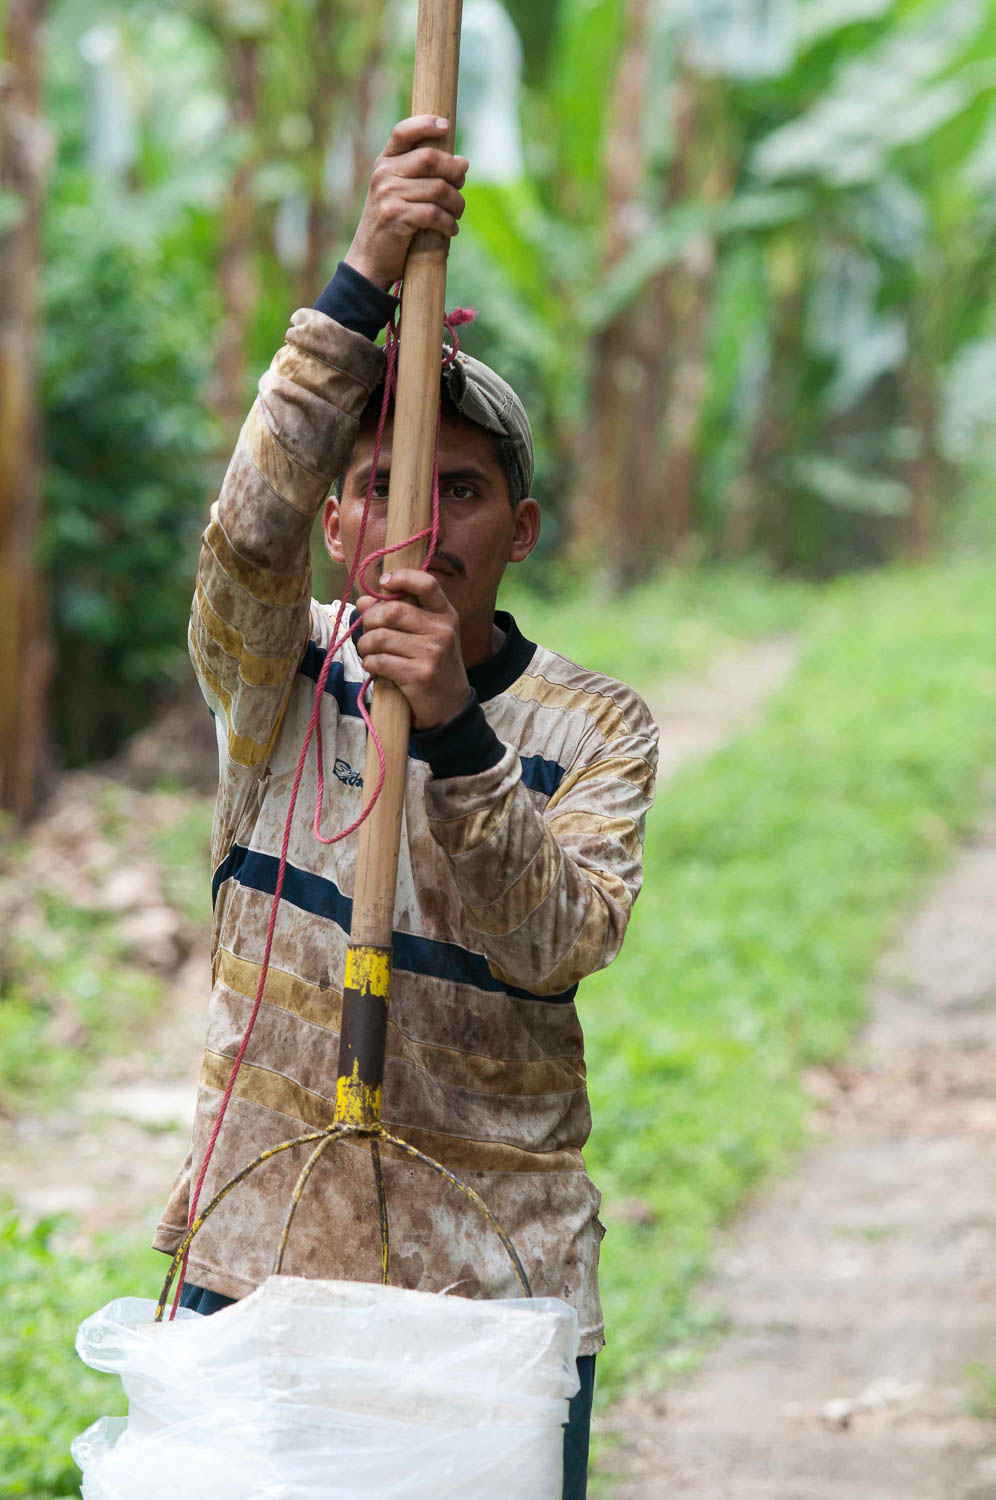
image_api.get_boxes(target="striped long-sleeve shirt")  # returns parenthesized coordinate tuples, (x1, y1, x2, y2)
(154, 308, 658, 1355)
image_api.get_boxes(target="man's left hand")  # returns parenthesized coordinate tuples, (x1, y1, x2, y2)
(354, 569, 471, 731)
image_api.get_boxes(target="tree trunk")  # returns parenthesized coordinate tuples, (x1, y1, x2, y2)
(638, 75, 726, 568)
(617, 76, 721, 577)
(566, 0, 651, 578)
(293, 0, 388, 313)
(213, 34, 262, 448)
(568, 49, 725, 583)
(644, 236, 714, 562)
(904, 357, 939, 560)
(295, 0, 342, 312)
(0, 0, 52, 819)
(722, 241, 807, 563)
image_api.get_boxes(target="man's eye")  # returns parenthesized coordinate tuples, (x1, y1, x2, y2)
(448, 483, 474, 500)
(371, 481, 390, 499)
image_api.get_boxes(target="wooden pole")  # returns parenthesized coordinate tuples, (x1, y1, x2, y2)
(335, 0, 463, 1131)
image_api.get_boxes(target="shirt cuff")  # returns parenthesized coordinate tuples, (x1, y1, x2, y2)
(313, 261, 398, 342)
(411, 692, 505, 780)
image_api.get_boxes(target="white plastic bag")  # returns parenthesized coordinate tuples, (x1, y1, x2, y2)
(73, 1275, 580, 1498)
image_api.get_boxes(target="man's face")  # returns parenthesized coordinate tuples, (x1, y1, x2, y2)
(323, 410, 540, 627)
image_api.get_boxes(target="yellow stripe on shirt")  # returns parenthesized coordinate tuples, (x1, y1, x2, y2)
(506, 671, 630, 743)
(204, 513, 309, 608)
(547, 810, 643, 857)
(242, 405, 330, 516)
(188, 628, 285, 768)
(214, 948, 587, 1097)
(200, 1050, 586, 1173)
(546, 753, 656, 814)
(196, 582, 304, 688)
(466, 836, 562, 936)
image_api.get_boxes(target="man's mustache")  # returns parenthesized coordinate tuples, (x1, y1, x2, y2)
(365, 549, 466, 584)
(425, 549, 466, 578)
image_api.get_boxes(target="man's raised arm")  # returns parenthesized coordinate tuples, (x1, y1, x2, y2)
(190, 116, 467, 799)
(190, 315, 383, 776)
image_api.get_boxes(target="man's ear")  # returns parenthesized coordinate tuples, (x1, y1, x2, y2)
(509, 498, 540, 564)
(323, 495, 346, 564)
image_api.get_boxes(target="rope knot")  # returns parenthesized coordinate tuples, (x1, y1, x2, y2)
(442, 305, 477, 368)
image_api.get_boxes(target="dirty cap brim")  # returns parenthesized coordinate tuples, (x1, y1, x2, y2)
(442, 351, 534, 501)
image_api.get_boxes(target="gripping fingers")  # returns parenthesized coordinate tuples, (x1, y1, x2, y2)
(400, 203, 461, 238)
(371, 151, 466, 197)
(378, 570, 451, 611)
(359, 599, 424, 632)
(399, 177, 466, 219)
(359, 654, 423, 689)
(392, 146, 468, 186)
(383, 115, 451, 154)
(358, 631, 424, 664)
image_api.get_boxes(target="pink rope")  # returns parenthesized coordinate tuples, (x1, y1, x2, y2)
(171, 298, 476, 1315)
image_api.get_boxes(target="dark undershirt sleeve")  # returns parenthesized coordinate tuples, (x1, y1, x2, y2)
(313, 261, 398, 342)
(410, 692, 505, 780)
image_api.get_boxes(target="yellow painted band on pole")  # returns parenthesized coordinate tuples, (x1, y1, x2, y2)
(334, 1056, 382, 1129)
(344, 945, 391, 1001)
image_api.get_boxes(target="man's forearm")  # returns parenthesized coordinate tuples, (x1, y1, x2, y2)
(191, 310, 385, 776)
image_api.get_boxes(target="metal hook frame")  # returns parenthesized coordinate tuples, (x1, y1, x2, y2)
(155, 1122, 532, 1323)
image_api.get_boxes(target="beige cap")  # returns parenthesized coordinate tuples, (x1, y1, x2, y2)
(442, 351, 535, 501)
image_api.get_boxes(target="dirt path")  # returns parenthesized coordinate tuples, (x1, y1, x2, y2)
(0, 956, 206, 1232)
(647, 637, 798, 784)
(0, 773, 209, 1230)
(605, 816, 996, 1498)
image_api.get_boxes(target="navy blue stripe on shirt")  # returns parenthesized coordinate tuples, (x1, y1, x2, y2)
(299, 643, 566, 796)
(519, 754, 566, 797)
(299, 642, 364, 718)
(211, 844, 577, 1006)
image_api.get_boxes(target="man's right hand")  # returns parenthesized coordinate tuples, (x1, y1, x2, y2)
(344, 116, 468, 291)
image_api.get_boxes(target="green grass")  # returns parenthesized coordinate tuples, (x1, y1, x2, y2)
(964, 1363, 996, 1420)
(0, 892, 164, 1113)
(150, 795, 214, 924)
(584, 559, 996, 1406)
(501, 560, 816, 687)
(0, 1210, 162, 1500)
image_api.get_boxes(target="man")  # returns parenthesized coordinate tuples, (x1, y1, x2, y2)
(155, 116, 658, 1498)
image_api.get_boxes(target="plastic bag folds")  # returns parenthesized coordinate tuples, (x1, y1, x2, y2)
(72, 1274, 580, 1499)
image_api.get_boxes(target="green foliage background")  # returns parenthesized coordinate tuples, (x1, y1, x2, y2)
(28, 0, 996, 760)
(42, 231, 217, 760)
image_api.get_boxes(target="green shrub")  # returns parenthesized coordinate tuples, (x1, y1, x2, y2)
(41, 187, 219, 764)
(0, 1211, 161, 1500)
